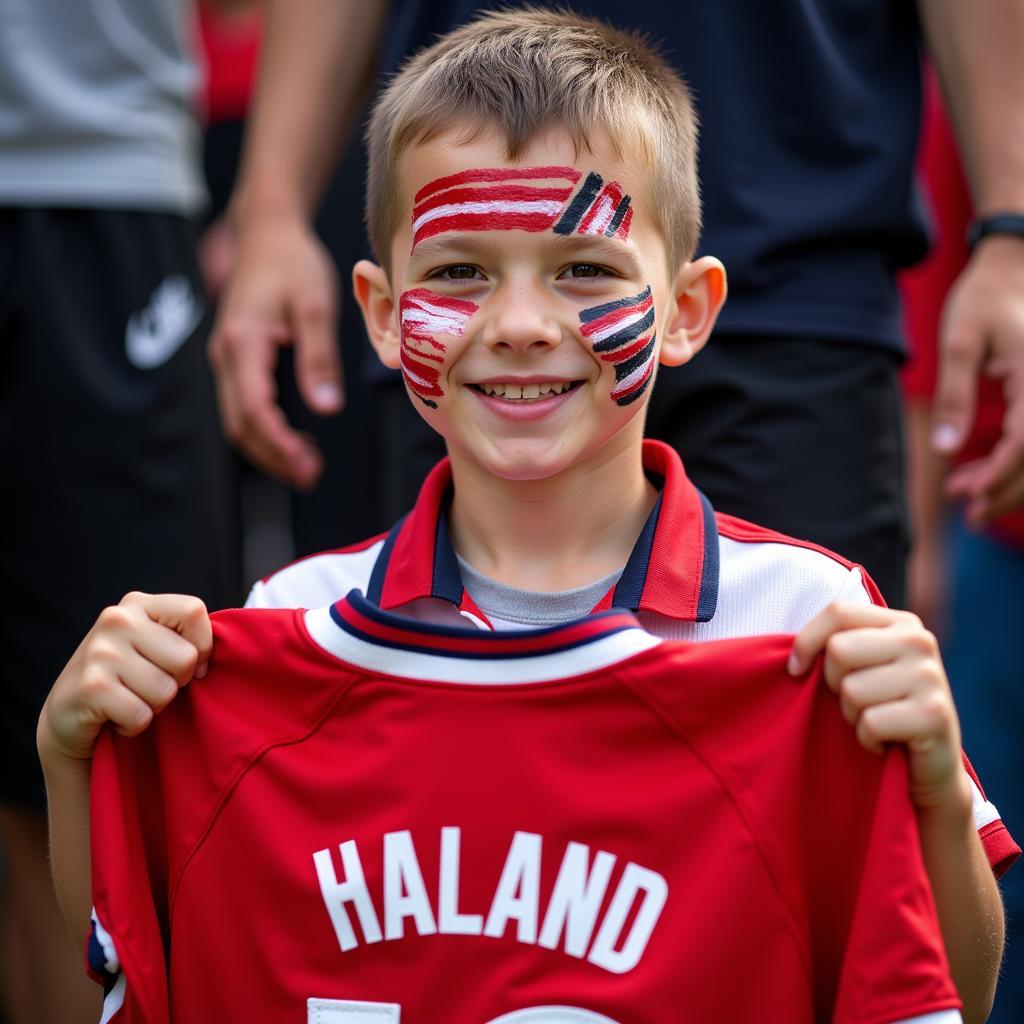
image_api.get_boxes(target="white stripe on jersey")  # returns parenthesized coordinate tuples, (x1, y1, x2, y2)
(304, 605, 662, 684)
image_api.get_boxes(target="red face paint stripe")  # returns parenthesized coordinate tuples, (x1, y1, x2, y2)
(413, 165, 582, 204)
(577, 182, 625, 235)
(404, 340, 444, 364)
(600, 331, 653, 365)
(580, 293, 654, 339)
(611, 361, 655, 403)
(402, 289, 479, 318)
(414, 211, 562, 246)
(412, 184, 575, 221)
(615, 206, 634, 239)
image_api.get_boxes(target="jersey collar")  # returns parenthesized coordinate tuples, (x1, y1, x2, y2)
(305, 590, 662, 684)
(366, 439, 719, 623)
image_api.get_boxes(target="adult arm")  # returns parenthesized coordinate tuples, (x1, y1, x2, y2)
(919, 0, 1024, 524)
(209, 0, 389, 488)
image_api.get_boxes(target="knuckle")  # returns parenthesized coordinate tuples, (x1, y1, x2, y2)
(824, 632, 850, 665)
(96, 604, 132, 632)
(181, 596, 209, 623)
(79, 665, 110, 698)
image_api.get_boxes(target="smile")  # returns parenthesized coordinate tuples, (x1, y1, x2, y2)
(471, 381, 580, 401)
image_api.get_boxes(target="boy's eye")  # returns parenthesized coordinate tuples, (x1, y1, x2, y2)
(439, 264, 483, 280)
(561, 263, 606, 279)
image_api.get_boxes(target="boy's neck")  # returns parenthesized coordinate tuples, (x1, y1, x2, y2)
(447, 434, 658, 592)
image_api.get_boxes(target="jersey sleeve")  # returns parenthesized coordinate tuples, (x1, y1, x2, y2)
(832, 750, 962, 1024)
(832, 569, 1020, 876)
(800, 708, 962, 1024)
(89, 727, 172, 1024)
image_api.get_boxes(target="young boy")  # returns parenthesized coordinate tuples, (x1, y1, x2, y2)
(39, 8, 1014, 1022)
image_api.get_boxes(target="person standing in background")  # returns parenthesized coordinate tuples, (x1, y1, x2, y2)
(210, 0, 1024, 611)
(901, 67, 1024, 1023)
(0, 2, 239, 1021)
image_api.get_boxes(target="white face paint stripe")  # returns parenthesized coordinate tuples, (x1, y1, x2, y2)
(401, 311, 466, 336)
(402, 299, 472, 324)
(584, 196, 617, 236)
(610, 350, 656, 397)
(585, 307, 651, 344)
(412, 199, 566, 234)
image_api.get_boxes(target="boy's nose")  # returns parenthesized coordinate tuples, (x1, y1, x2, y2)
(480, 285, 562, 354)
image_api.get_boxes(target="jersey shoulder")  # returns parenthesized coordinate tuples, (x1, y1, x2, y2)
(674, 512, 887, 640)
(245, 533, 386, 609)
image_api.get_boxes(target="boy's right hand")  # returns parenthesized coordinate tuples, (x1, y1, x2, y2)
(37, 592, 212, 764)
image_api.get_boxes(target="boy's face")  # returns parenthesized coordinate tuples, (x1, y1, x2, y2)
(356, 125, 724, 482)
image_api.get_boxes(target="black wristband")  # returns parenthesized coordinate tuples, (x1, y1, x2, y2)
(966, 212, 1024, 250)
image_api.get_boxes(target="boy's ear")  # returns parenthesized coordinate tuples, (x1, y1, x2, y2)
(352, 259, 400, 369)
(659, 256, 728, 367)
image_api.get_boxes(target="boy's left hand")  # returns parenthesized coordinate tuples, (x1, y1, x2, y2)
(788, 602, 968, 814)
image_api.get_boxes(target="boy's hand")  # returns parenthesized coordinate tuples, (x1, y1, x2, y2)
(38, 592, 212, 764)
(788, 602, 968, 813)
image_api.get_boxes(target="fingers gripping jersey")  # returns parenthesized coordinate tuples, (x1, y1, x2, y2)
(89, 593, 961, 1024)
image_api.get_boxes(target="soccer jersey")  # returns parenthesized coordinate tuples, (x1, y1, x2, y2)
(90, 592, 961, 1024)
(247, 441, 1019, 878)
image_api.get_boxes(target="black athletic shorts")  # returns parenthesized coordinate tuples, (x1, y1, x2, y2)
(645, 335, 909, 606)
(0, 209, 241, 811)
(370, 334, 909, 606)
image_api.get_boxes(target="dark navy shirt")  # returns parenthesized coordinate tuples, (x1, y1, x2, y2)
(379, 0, 926, 354)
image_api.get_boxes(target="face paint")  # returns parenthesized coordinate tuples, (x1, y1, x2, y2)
(579, 286, 656, 406)
(412, 166, 633, 248)
(399, 288, 478, 408)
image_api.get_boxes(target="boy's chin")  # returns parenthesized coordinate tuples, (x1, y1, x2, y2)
(447, 434, 584, 482)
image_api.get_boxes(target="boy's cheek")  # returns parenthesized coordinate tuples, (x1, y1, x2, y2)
(579, 284, 657, 406)
(397, 288, 478, 409)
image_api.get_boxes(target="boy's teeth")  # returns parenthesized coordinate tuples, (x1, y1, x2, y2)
(481, 382, 571, 399)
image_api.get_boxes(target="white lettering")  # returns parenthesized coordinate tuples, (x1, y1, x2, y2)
(483, 831, 541, 943)
(313, 842, 383, 952)
(587, 863, 667, 974)
(538, 842, 616, 957)
(383, 831, 437, 940)
(439, 827, 483, 935)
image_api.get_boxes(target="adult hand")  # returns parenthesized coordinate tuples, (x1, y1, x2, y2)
(931, 234, 1024, 525)
(208, 212, 344, 489)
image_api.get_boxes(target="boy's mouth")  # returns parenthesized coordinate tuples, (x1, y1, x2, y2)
(470, 381, 581, 401)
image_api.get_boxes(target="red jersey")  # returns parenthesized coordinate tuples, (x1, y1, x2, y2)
(89, 592, 961, 1024)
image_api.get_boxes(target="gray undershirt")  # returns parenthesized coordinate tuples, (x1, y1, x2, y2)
(457, 555, 624, 631)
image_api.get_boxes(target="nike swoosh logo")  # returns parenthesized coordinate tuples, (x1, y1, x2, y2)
(125, 274, 204, 370)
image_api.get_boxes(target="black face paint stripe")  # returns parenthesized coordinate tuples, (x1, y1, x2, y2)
(552, 172, 603, 235)
(604, 194, 632, 237)
(579, 286, 652, 324)
(613, 336, 657, 381)
(615, 373, 653, 406)
(592, 307, 656, 352)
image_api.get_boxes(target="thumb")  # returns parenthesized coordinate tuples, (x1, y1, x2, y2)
(931, 323, 983, 455)
(293, 291, 345, 414)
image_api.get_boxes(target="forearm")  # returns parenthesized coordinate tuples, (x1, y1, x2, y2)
(917, 772, 1004, 1024)
(919, 0, 1024, 213)
(38, 735, 94, 950)
(231, 0, 389, 224)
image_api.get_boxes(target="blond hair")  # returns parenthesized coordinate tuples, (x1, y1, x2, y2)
(365, 6, 701, 271)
